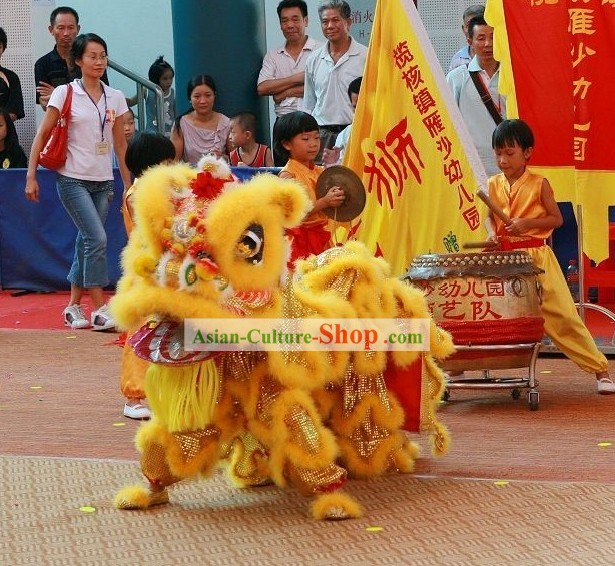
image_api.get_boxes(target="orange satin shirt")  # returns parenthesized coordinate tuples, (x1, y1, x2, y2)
(121, 179, 139, 236)
(488, 170, 553, 240)
(280, 158, 327, 226)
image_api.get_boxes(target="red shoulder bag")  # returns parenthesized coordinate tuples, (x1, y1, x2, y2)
(39, 84, 73, 170)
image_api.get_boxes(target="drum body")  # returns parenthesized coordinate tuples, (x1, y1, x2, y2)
(405, 251, 544, 371)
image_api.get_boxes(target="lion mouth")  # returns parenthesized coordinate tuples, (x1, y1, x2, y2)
(222, 289, 273, 316)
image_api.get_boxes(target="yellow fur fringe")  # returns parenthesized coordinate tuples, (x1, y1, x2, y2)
(253, 388, 340, 489)
(145, 360, 220, 433)
(135, 419, 220, 480)
(113, 485, 151, 509)
(392, 440, 420, 473)
(310, 491, 363, 520)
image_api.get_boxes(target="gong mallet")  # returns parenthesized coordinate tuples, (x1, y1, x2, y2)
(476, 190, 513, 227)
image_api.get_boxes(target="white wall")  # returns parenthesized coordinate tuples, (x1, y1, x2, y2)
(420, 0, 482, 70)
(0, 0, 174, 152)
(57, 0, 175, 104)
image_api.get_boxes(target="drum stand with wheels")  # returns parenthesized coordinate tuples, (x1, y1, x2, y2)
(442, 342, 542, 410)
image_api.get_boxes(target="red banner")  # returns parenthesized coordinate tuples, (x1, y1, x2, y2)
(490, 0, 615, 262)
(503, 0, 615, 171)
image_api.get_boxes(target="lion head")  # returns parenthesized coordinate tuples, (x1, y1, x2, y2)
(111, 160, 311, 329)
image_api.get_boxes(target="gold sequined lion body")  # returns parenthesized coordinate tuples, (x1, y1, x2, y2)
(111, 161, 452, 520)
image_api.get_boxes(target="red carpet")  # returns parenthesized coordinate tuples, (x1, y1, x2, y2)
(0, 290, 113, 330)
(0, 290, 614, 345)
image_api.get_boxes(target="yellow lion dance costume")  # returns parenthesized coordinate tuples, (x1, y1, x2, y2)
(112, 160, 453, 520)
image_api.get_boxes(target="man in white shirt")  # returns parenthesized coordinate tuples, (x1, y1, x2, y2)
(301, 0, 367, 164)
(447, 4, 485, 73)
(257, 0, 322, 165)
(446, 16, 505, 177)
(322, 76, 361, 167)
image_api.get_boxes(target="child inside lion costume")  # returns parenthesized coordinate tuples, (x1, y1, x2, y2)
(111, 159, 453, 520)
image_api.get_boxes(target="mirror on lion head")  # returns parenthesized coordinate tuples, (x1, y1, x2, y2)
(112, 157, 312, 330)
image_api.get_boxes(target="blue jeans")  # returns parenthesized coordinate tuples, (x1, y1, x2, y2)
(56, 174, 113, 288)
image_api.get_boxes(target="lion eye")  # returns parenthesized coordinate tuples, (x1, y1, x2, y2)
(236, 224, 264, 264)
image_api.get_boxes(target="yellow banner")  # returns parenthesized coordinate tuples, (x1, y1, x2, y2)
(344, 0, 488, 275)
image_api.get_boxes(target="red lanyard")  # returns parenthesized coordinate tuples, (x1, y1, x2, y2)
(478, 73, 501, 113)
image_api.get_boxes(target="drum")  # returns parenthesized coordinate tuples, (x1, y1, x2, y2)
(404, 251, 545, 371)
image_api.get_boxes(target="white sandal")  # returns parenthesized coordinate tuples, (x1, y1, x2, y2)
(597, 377, 615, 395)
(123, 402, 151, 420)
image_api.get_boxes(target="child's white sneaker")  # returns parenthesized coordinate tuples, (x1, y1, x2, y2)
(91, 304, 116, 332)
(63, 304, 91, 329)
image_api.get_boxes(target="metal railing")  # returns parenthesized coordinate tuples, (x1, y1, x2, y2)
(575, 204, 615, 352)
(108, 58, 165, 135)
(542, 204, 615, 354)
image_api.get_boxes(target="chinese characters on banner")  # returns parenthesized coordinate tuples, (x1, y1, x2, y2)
(488, 0, 615, 262)
(568, 1, 611, 170)
(345, 0, 487, 275)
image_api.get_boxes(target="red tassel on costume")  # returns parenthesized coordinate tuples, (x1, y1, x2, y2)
(286, 222, 331, 267)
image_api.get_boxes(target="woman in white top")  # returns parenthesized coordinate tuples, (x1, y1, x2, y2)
(25, 33, 132, 331)
(170, 74, 232, 165)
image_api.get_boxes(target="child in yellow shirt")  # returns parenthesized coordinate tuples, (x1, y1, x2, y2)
(120, 131, 175, 419)
(485, 119, 612, 394)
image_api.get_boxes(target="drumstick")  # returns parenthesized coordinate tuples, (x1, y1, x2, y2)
(476, 191, 513, 226)
(462, 241, 498, 249)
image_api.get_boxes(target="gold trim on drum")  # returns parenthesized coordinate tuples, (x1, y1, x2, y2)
(404, 251, 543, 281)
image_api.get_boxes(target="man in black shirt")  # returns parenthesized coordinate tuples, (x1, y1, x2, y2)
(0, 27, 25, 121)
(34, 6, 108, 110)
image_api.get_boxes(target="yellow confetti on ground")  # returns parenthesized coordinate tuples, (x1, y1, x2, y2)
(540, 370, 552, 374)
(79, 506, 96, 513)
(112, 422, 126, 427)
(30, 386, 42, 390)
(493, 480, 509, 486)
(365, 526, 383, 533)
(597, 442, 612, 448)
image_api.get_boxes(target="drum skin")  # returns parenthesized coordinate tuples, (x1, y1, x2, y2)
(405, 251, 545, 370)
